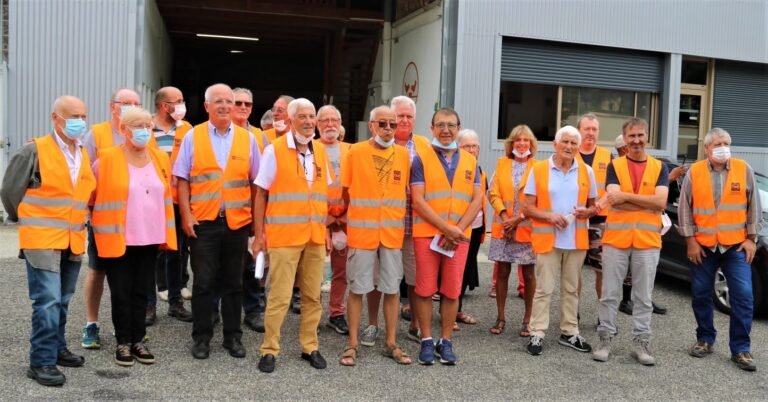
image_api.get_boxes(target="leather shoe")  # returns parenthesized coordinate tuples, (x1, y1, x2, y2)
(258, 354, 276, 373)
(145, 305, 157, 326)
(291, 293, 301, 314)
(27, 366, 65, 386)
(191, 341, 210, 359)
(244, 313, 265, 333)
(652, 301, 668, 315)
(168, 302, 193, 322)
(301, 350, 327, 369)
(56, 348, 85, 367)
(222, 338, 246, 358)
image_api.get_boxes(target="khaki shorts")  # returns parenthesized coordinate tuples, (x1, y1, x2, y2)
(346, 246, 403, 295)
(402, 235, 416, 286)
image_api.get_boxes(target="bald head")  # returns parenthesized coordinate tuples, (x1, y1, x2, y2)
(110, 88, 141, 123)
(155, 86, 182, 107)
(51, 95, 87, 142)
(53, 95, 86, 116)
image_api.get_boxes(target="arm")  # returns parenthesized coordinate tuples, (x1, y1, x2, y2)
(457, 185, 483, 232)
(487, 171, 507, 215)
(250, 186, 268, 257)
(1, 143, 37, 222)
(176, 178, 198, 238)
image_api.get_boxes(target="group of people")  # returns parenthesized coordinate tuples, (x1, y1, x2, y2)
(1, 82, 763, 387)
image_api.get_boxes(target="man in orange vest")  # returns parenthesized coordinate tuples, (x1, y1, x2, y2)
(594, 117, 669, 366)
(149, 86, 193, 323)
(410, 107, 484, 365)
(678, 127, 763, 371)
(317, 104, 351, 336)
(252, 98, 333, 373)
(81, 88, 142, 350)
(523, 125, 598, 357)
(174, 83, 261, 360)
(1, 95, 96, 386)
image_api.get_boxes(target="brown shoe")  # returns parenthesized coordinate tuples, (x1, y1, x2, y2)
(731, 352, 757, 371)
(689, 341, 713, 358)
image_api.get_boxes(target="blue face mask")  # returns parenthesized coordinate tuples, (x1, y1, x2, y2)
(120, 105, 135, 117)
(59, 116, 87, 140)
(374, 135, 395, 148)
(431, 137, 457, 150)
(130, 128, 151, 148)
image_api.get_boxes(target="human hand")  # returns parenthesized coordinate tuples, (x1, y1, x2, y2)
(737, 239, 757, 264)
(181, 213, 199, 238)
(686, 238, 706, 265)
(547, 213, 568, 230)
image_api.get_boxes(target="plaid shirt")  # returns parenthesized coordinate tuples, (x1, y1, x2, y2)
(404, 135, 418, 236)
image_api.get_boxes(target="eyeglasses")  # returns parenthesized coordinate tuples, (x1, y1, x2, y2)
(461, 144, 479, 150)
(373, 120, 397, 129)
(163, 100, 185, 106)
(113, 101, 141, 107)
(235, 101, 253, 107)
(318, 118, 341, 125)
(434, 122, 458, 131)
(272, 107, 286, 114)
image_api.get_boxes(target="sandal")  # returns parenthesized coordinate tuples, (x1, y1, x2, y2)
(489, 319, 506, 335)
(339, 345, 359, 366)
(453, 321, 460, 331)
(382, 344, 412, 365)
(456, 312, 477, 325)
(519, 323, 530, 337)
(400, 304, 412, 322)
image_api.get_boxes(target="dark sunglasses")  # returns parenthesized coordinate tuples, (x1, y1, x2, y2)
(235, 101, 253, 107)
(374, 120, 397, 129)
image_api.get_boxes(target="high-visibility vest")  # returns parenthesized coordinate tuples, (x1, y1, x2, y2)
(602, 156, 663, 249)
(412, 147, 477, 238)
(576, 146, 612, 216)
(529, 159, 590, 254)
(92, 120, 158, 154)
(91, 146, 177, 257)
(188, 123, 253, 230)
(247, 126, 266, 153)
(17, 135, 96, 254)
(346, 142, 409, 249)
(489, 157, 535, 241)
(479, 168, 488, 244)
(691, 158, 748, 247)
(166, 121, 193, 204)
(265, 136, 329, 247)
(264, 128, 287, 144)
(327, 142, 351, 218)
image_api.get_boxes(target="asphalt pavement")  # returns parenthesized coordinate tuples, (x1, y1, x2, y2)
(0, 223, 766, 400)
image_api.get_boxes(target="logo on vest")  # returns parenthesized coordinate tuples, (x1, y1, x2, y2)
(464, 170, 472, 181)
(231, 155, 246, 161)
(599, 162, 607, 169)
(316, 165, 323, 179)
(393, 170, 402, 183)
(731, 182, 741, 192)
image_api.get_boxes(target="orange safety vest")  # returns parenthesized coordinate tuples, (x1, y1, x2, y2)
(264, 127, 289, 144)
(346, 142, 409, 249)
(412, 147, 477, 238)
(690, 158, 749, 247)
(489, 157, 536, 241)
(576, 146, 612, 216)
(165, 121, 193, 204)
(327, 142, 351, 218)
(92, 120, 158, 154)
(188, 123, 253, 230)
(91, 146, 177, 257)
(17, 135, 96, 254)
(479, 168, 488, 244)
(602, 156, 663, 249)
(529, 159, 590, 254)
(247, 126, 266, 154)
(265, 136, 329, 247)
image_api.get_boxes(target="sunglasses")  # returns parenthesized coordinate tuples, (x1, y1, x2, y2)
(373, 120, 397, 129)
(235, 101, 253, 107)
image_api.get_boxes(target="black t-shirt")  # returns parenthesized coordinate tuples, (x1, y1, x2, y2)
(580, 150, 613, 223)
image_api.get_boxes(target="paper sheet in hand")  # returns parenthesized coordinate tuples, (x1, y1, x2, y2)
(254, 251, 265, 279)
(430, 235, 455, 258)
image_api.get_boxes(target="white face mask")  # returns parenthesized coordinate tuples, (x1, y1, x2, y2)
(331, 231, 347, 250)
(711, 146, 731, 162)
(170, 104, 186, 121)
(273, 119, 287, 132)
(294, 133, 312, 145)
(512, 149, 531, 159)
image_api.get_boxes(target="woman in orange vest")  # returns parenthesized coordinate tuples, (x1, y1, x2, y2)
(487, 124, 538, 337)
(90, 108, 176, 367)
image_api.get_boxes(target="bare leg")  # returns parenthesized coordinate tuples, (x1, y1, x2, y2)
(84, 269, 106, 322)
(366, 289, 381, 327)
(407, 285, 419, 330)
(414, 295, 432, 339)
(522, 264, 535, 323)
(495, 262, 512, 321)
(440, 297, 459, 340)
(346, 293, 363, 347)
(383, 293, 399, 347)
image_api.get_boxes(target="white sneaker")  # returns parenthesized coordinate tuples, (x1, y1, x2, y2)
(158, 290, 169, 302)
(181, 288, 192, 300)
(631, 336, 656, 366)
(320, 280, 331, 293)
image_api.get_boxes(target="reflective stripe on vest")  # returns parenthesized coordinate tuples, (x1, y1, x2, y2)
(690, 158, 748, 247)
(169, 121, 193, 204)
(489, 157, 535, 242)
(576, 147, 612, 216)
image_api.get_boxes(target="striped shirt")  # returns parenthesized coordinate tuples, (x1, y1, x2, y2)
(404, 136, 417, 236)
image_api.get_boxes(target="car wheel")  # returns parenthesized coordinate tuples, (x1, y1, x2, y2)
(713, 267, 731, 314)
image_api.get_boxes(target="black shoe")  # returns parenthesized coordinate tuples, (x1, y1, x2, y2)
(56, 348, 85, 367)
(131, 342, 155, 364)
(212, 312, 221, 326)
(618, 300, 633, 315)
(168, 301, 193, 322)
(145, 305, 157, 326)
(326, 315, 350, 335)
(27, 365, 65, 386)
(244, 313, 265, 333)
(114, 344, 135, 367)
(291, 293, 301, 314)
(191, 341, 210, 359)
(301, 350, 327, 369)
(222, 338, 246, 358)
(652, 302, 668, 315)
(258, 354, 276, 373)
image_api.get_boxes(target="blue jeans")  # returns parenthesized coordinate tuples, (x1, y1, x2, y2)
(26, 255, 81, 367)
(691, 246, 753, 355)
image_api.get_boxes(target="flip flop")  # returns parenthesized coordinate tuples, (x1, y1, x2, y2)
(456, 312, 477, 325)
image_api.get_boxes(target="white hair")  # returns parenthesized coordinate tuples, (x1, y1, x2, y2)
(260, 109, 273, 126)
(457, 129, 479, 145)
(703, 127, 731, 146)
(232, 87, 253, 101)
(390, 95, 416, 116)
(369, 105, 393, 121)
(554, 125, 581, 145)
(204, 83, 232, 102)
(318, 104, 342, 120)
(287, 98, 315, 119)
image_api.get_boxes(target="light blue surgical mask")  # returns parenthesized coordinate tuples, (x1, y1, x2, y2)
(58, 116, 87, 140)
(130, 128, 151, 148)
(374, 135, 395, 148)
(120, 105, 135, 117)
(431, 137, 457, 150)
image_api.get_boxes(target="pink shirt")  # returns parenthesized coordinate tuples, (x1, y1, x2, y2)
(125, 163, 166, 246)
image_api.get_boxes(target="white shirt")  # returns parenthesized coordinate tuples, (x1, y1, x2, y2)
(254, 131, 333, 190)
(52, 130, 82, 186)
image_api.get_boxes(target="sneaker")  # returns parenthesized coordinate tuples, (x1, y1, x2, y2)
(326, 315, 350, 335)
(145, 305, 157, 326)
(618, 300, 633, 315)
(432, 293, 441, 302)
(114, 344, 134, 366)
(435, 339, 457, 365)
(360, 325, 378, 347)
(130, 342, 155, 364)
(320, 280, 331, 293)
(631, 337, 656, 366)
(558, 334, 592, 353)
(81, 323, 101, 349)
(689, 341, 714, 358)
(592, 333, 612, 362)
(527, 335, 543, 355)
(418, 339, 435, 365)
(407, 327, 421, 343)
(158, 290, 168, 302)
(731, 352, 757, 371)
(181, 287, 193, 300)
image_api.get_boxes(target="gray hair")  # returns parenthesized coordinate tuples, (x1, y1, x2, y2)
(703, 127, 732, 146)
(287, 98, 315, 119)
(457, 129, 479, 145)
(554, 125, 581, 145)
(369, 105, 393, 121)
(390, 95, 416, 115)
(111, 88, 139, 102)
(318, 104, 342, 120)
(260, 109, 273, 126)
(276, 95, 295, 105)
(576, 113, 598, 129)
(232, 87, 253, 101)
(204, 83, 233, 102)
